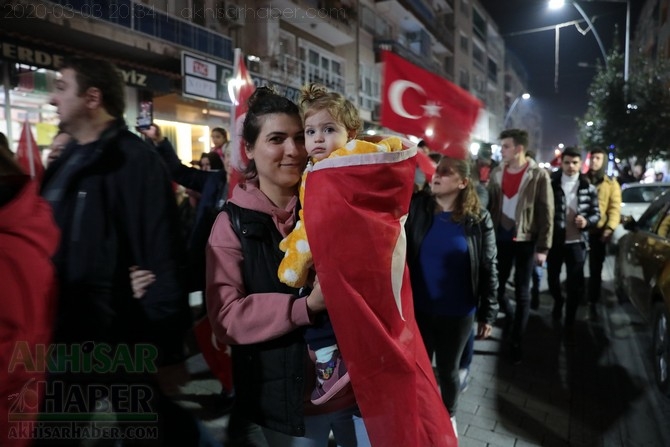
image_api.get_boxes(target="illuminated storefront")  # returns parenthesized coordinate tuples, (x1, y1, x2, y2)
(0, 37, 232, 164)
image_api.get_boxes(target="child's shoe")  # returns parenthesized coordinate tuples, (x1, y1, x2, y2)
(311, 350, 350, 405)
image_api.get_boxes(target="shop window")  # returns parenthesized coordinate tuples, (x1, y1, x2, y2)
(1, 64, 59, 154)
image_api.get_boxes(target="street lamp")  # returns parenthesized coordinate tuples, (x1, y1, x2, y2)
(548, 0, 630, 81)
(503, 93, 530, 128)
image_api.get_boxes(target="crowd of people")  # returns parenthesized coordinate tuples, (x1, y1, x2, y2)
(1, 56, 629, 447)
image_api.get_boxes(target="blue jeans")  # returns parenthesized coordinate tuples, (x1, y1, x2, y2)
(548, 241, 587, 327)
(496, 240, 536, 345)
(261, 407, 370, 447)
(459, 329, 475, 370)
(532, 264, 543, 298)
(588, 232, 607, 304)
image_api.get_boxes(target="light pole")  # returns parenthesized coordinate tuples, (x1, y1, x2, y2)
(503, 93, 530, 128)
(548, 0, 630, 81)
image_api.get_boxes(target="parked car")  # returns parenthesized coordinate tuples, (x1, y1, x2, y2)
(610, 182, 670, 249)
(614, 189, 670, 397)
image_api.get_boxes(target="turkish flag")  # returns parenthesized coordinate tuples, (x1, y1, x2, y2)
(303, 147, 457, 447)
(381, 50, 482, 159)
(581, 151, 591, 174)
(16, 120, 44, 182)
(228, 48, 256, 198)
(416, 150, 437, 182)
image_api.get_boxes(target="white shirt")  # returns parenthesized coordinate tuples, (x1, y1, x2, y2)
(561, 173, 580, 243)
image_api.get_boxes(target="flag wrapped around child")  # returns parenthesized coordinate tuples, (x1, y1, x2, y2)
(302, 145, 457, 447)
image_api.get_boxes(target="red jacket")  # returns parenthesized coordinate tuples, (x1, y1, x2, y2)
(0, 180, 59, 447)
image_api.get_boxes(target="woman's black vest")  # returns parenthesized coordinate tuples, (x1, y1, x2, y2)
(222, 202, 307, 436)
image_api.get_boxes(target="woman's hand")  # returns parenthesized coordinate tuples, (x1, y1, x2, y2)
(305, 276, 326, 314)
(129, 266, 156, 299)
(476, 322, 492, 340)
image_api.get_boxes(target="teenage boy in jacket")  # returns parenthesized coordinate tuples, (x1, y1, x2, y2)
(586, 147, 621, 321)
(41, 57, 195, 445)
(488, 129, 554, 364)
(547, 147, 600, 343)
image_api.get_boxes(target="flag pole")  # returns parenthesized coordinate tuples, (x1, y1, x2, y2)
(25, 120, 36, 178)
(229, 48, 240, 136)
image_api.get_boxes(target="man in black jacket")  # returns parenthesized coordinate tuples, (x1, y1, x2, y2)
(142, 124, 229, 294)
(547, 147, 600, 343)
(40, 56, 196, 445)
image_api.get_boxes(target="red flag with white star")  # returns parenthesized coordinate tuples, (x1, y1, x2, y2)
(381, 50, 482, 159)
(303, 147, 457, 447)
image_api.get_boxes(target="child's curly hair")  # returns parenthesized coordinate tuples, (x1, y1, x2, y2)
(298, 83, 361, 134)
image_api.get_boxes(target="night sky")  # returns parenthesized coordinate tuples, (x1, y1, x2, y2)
(479, 0, 644, 157)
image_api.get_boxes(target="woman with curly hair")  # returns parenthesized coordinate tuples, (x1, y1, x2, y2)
(405, 155, 499, 433)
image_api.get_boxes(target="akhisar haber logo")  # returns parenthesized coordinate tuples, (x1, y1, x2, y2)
(8, 380, 157, 422)
(8, 378, 41, 417)
(8, 341, 159, 374)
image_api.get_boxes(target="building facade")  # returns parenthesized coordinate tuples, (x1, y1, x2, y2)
(1, 0, 539, 161)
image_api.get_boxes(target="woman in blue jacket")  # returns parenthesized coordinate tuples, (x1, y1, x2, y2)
(405, 155, 499, 427)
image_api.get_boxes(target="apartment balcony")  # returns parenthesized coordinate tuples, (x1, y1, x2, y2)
(271, 0, 356, 46)
(374, 0, 453, 53)
(374, 39, 446, 77)
(42, 0, 233, 62)
(262, 54, 345, 94)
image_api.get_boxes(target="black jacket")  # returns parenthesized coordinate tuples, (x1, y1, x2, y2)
(549, 170, 600, 245)
(223, 202, 307, 436)
(405, 191, 499, 324)
(155, 139, 227, 291)
(41, 119, 191, 357)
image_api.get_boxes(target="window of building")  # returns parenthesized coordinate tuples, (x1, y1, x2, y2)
(459, 68, 469, 90)
(360, 63, 381, 111)
(460, 34, 469, 52)
(460, 0, 469, 17)
(472, 8, 486, 41)
(488, 57, 498, 83)
(472, 44, 484, 69)
(298, 41, 345, 93)
(191, 0, 205, 26)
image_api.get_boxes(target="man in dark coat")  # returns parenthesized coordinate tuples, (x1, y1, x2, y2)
(40, 56, 197, 445)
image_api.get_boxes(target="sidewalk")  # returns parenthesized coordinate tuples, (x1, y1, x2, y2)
(455, 255, 670, 446)
(171, 256, 670, 446)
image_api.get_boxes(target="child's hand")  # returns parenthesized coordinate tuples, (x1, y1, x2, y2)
(306, 277, 326, 314)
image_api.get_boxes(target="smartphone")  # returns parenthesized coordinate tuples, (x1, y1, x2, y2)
(137, 100, 153, 131)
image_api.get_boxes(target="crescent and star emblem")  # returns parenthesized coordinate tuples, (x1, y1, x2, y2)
(388, 80, 442, 120)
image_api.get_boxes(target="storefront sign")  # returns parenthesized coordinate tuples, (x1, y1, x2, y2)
(182, 52, 230, 104)
(182, 51, 301, 106)
(1, 38, 173, 92)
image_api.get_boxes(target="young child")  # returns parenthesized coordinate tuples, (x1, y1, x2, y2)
(278, 84, 403, 404)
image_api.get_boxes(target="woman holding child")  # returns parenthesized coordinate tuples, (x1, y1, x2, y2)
(205, 87, 370, 447)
